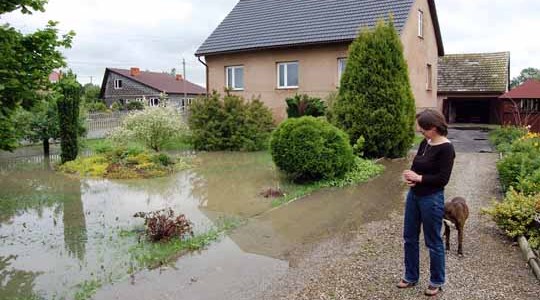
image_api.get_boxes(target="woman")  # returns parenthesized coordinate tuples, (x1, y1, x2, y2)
(397, 109, 455, 296)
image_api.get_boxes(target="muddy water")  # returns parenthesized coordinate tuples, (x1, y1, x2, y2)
(0, 152, 410, 300)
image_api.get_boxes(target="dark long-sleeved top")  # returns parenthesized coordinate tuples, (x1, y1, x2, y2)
(410, 139, 456, 196)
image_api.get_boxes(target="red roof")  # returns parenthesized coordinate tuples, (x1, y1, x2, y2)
(49, 71, 61, 82)
(108, 68, 206, 95)
(500, 79, 540, 99)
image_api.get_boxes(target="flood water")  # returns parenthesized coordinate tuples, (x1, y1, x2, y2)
(0, 151, 409, 300)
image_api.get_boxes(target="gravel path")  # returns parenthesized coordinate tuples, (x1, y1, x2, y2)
(265, 152, 540, 299)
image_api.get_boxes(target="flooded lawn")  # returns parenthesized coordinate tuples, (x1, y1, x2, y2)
(0, 152, 408, 300)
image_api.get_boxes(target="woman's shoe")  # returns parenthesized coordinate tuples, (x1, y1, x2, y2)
(424, 285, 442, 296)
(396, 279, 417, 289)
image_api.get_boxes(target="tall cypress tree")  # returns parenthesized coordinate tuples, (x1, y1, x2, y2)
(56, 72, 81, 163)
(333, 18, 415, 158)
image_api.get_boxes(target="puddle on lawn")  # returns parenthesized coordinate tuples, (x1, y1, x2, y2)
(0, 152, 410, 300)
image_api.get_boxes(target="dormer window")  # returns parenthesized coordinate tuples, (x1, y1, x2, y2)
(114, 79, 123, 89)
(418, 10, 424, 38)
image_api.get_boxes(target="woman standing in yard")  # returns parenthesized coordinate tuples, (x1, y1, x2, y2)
(397, 109, 455, 296)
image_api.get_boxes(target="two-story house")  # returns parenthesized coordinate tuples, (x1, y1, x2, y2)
(99, 67, 206, 110)
(195, 0, 444, 120)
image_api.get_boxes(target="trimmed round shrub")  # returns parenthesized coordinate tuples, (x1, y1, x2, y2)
(270, 116, 354, 182)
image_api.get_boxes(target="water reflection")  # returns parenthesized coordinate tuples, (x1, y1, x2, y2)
(0, 255, 43, 300)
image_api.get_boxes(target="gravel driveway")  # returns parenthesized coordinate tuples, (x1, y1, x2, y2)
(264, 132, 540, 299)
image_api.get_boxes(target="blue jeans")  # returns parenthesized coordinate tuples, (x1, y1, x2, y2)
(403, 190, 445, 287)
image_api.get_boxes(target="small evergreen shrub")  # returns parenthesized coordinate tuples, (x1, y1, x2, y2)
(56, 72, 82, 163)
(483, 189, 540, 249)
(189, 92, 274, 151)
(285, 94, 326, 118)
(270, 116, 354, 182)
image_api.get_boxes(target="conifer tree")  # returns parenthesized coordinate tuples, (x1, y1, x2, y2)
(56, 72, 81, 163)
(333, 19, 415, 158)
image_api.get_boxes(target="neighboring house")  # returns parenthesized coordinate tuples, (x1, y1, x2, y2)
(437, 52, 510, 124)
(49, 71, 61, 83)
(99, 68, 206, 110)
(499, 79, 540, 132)
(195, 0, 444, 121)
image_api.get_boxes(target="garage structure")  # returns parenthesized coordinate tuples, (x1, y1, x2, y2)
(437, 52, 510, 124)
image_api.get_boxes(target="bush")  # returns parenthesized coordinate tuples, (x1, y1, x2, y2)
(483, 189, 540, 249)
(134, 208, 194, 242)
(497, 151, 540, 192)
(489, 126, 527, 152)
(86, 102, 108, 113)
(56, 71, 82, 163)
(285, 94, 326, 118)
(108, 107, 188, 152)
(332, 19, 415, 158)
(126, 101, 144, 111)
(111, 102, 123, 111)
(270, 116, 355, 182)
(189, 92, 274, 151)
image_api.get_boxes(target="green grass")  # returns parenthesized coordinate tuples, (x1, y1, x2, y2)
(271, 157, 384, 207)
(74, 279, 102, 300)
(128, 218, 242, 270)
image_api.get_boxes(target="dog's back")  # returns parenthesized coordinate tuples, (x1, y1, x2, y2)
(444, 197, 469, 225)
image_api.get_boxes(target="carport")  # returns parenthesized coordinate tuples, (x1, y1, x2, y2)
(438, 52, 510, 124)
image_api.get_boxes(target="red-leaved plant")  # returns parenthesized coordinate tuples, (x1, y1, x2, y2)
(134, 208, 194, 242)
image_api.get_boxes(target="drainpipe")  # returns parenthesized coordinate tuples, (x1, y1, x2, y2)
(197, 56, 209, 97)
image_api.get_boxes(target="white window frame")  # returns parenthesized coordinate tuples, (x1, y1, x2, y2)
(114, 79, 123, 89)
(225, 66, 244, 91)
(418, 10, 424, 38)
(426, 64, 433, 90)
(277, 61, 299, 89)
(338, 58, 347, 83)
(149, 97, 160, 107)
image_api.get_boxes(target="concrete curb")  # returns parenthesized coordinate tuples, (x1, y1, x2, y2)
(518, 235, 540, 280)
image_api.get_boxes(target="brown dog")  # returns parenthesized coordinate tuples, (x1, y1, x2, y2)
(443, 197, 469, 255)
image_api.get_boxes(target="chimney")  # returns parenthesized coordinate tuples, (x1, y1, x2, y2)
(176, 74, 183, 81)
(130, 67, 140, 76)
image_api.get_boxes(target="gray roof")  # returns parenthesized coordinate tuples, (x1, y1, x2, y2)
(438, 52, 510, 93)
(196, 0, 444, 56)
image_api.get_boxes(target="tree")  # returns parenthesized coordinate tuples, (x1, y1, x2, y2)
(0, 0, 74, 151)
(511, 67, 540, 89)
(14, 94, 59, 156)
(81, 83, 101, 103)
(56, 72, 82, 163)
(332, 19, 415, 158)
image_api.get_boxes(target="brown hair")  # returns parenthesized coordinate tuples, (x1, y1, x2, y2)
(416, 109, 448, 136)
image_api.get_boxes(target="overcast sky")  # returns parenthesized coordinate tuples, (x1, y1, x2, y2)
(2, 0, 539, 87)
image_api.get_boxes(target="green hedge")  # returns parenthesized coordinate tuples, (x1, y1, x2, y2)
(270, 116, 354, 182)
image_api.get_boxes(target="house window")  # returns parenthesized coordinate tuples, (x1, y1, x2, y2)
(426, 64, 433, 90)
(520, 99, 540, 112)
(225, 66, 244, 90)
(418, 10, 424, 38)
(114, 79, 123, 89)
(338, 58, 347, 83)
(149, 98, 160, 107)
(277, 61, 299, 89)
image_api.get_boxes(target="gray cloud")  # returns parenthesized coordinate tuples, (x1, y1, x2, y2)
(3, 0, 539, 86)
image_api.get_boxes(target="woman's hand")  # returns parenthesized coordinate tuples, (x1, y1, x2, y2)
(403, 170, 422, 183)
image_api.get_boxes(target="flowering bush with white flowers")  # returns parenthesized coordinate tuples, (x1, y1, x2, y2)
(109, 107, 188, 152)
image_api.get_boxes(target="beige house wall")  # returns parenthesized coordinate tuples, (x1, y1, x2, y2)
(401, 0, 440, 113)
(205, 0, 440, 121)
